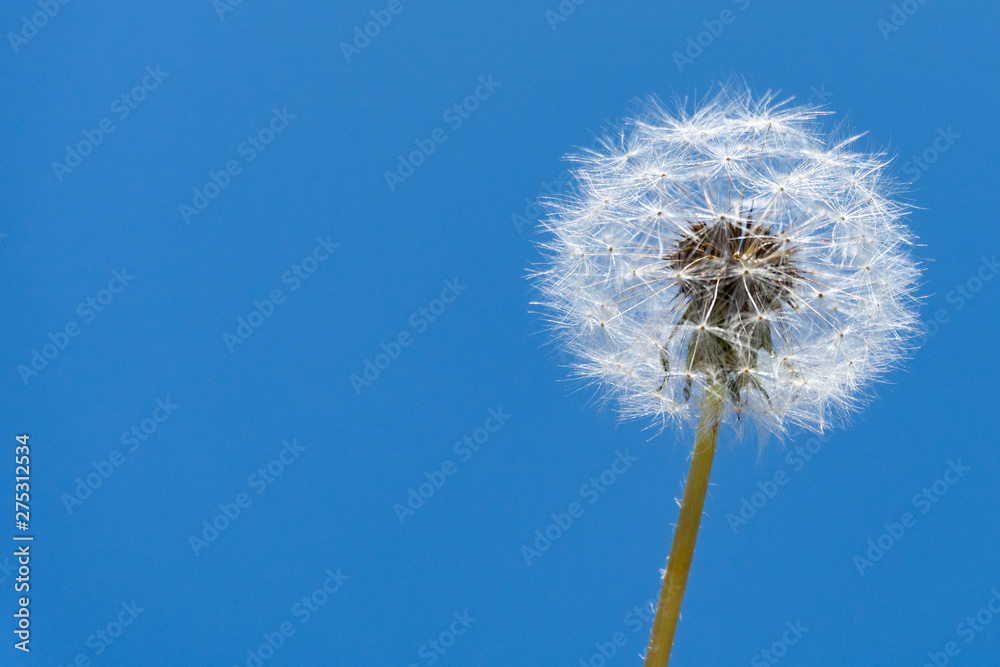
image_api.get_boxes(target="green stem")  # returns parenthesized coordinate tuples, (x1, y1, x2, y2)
(643, 386, 724, 667)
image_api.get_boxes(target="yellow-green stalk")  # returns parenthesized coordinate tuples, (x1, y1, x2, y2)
(643, 386, 725, 667)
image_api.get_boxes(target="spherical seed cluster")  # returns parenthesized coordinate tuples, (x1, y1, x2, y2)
(532, 87, 921, 436)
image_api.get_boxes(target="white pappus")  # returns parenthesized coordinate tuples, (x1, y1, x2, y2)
(531, 85, 922, 438)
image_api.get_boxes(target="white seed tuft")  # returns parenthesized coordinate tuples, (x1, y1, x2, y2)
(530, 85, 922, 437)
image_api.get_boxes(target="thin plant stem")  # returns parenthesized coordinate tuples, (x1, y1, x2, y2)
(643, 386, 725, 666)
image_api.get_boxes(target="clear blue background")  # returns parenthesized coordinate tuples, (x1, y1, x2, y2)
(1, 0, 998, 665)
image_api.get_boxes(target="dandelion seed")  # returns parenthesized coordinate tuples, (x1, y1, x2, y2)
(529, 84, 921, 666)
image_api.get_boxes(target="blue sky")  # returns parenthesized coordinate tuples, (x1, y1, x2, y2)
(1, 1, 998, 665)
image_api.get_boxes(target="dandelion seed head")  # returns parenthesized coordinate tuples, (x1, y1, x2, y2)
(531, 85, 922, 437)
